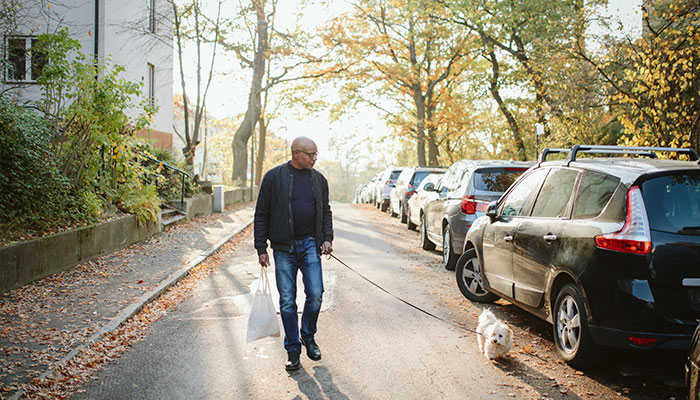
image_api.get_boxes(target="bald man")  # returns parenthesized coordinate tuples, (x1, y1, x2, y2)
(254, 136, 333, 372)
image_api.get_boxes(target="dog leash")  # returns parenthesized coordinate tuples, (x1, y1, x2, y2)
(328, 253, 480, 335)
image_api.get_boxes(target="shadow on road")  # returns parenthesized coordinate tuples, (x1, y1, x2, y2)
(290, 365, 350, 400)
(493, 356, 583, 399)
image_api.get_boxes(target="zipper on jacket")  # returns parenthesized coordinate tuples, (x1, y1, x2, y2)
(287, 165, 295, 253)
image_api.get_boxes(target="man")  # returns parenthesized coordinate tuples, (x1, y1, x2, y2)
(254, 136, 333, 372)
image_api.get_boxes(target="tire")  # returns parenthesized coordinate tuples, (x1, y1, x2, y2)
(407, 208, 417, 230)
(442, 226, 458, 271)
(380, 200, 388, 212)
(420, 215, 436, 250)
(400, 202, 407, 223)
(455, 250, 499, 303)
(553, 283, 601, 369)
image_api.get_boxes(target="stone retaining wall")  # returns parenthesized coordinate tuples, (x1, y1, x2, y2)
(0, 186, 258, 294)
(0, 216, 159, 294)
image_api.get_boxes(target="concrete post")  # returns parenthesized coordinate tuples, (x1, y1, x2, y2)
(213, 185, 225, 212)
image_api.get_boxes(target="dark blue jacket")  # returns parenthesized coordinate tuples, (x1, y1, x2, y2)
(254, 161, 333, 255)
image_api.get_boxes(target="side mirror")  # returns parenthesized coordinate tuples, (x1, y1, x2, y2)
(423, 182, 435, 192)
(486, 201, 498, 219)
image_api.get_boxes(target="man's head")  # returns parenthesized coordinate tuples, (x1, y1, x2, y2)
(290, 136, 318, 170)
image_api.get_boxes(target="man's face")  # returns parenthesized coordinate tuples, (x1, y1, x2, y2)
(292, 144, 318, 169)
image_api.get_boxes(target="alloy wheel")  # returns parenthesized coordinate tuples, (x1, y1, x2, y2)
(556, 295, 581, 355)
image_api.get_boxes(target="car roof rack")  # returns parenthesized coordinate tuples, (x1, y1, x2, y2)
(537, 148, 570, 165)
(538, 145, 699, 166)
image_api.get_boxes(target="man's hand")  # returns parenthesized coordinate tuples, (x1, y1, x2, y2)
(321, 241, 333, 255)
(258, 252, 271, 267)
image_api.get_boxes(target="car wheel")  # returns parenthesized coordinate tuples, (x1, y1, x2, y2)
(420, 215, 436, 250)
(400, 202, 407, 223)
(407, 208, 417, 230)
(553, 283, 600, 369)
(442, 226, 458, 270)
(390, 202, 398, 217)
(380, 200, 388, 212)
(455, 249, 499, 303)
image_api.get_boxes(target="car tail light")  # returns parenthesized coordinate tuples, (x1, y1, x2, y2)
(462, 195, 476, 214)
(461, 195, 489, 214)
(628, 336, 659, 347)
(406, 184, 415, 197)
(594, 186, 652, 255)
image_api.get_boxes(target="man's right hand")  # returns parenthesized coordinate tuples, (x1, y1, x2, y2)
(258, 253, 271, 267)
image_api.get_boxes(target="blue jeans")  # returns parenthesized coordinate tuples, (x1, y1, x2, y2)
(273, 237, 324, 354)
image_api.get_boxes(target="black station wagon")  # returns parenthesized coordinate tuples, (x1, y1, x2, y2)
(457, 145, 700, 368)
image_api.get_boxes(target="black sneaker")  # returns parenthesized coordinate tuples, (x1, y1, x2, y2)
(285, 351, 301, 371)
(300, 338, 322, 361)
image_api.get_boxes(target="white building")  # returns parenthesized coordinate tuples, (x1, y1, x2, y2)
(1, 0, 174, 149)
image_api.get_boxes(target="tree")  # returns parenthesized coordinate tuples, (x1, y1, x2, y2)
(577, 0, 700, 152)
(322, 0, 472, 166)
(171, 0, 222, 166)
(445, 0, 588, 159)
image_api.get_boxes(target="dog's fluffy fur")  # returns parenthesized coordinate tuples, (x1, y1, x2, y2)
(476, 309, 513, 360)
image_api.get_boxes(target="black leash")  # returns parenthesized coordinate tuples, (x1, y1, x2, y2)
(328, 253, 480, 335)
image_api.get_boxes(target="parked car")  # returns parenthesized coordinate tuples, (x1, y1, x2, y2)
(687, 323, 700, 400)
(458, 145, 700, 369)
(390, 166, 447, 221)
(366, 171, 382, 206)
(361, 183, 373, 204)
(353, 184, 367, 204)
(421, 160, 531, 270)
(406, 172, 444, 231)
(374, 166, 406, 212)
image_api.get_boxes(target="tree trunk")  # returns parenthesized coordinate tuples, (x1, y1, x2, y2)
(486, 49, 526, 160)
(231, 2, 268, 185)
(413, 85, 427, 166)
(255, 116, 266, 186)
(427, 134, 440, 165)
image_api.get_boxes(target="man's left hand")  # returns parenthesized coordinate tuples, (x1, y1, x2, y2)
(321, 241, 333, 255)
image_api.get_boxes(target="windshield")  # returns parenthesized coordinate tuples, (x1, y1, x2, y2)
(642, 173, 700, 235)
(474, 168, 528, 192)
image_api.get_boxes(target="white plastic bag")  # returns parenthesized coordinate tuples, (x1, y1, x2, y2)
(246, 266, 280, 342)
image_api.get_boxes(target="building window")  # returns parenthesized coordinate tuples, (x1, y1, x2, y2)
(148, 0, 157, 33)
(147, 63, 155, 107)
(4, 36, 47, 82)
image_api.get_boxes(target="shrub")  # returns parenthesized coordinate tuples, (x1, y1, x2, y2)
(0, 98, 76, 234)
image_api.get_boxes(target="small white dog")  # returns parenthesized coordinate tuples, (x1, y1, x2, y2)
(476, 309, 513, 360)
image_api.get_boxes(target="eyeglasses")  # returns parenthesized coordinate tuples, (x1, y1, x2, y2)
(294, 150, 318, 158)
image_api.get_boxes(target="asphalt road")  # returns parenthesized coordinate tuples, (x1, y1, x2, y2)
(77, 203, 687, 400)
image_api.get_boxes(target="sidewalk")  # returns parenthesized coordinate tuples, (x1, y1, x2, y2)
(0, 202, 255, 396)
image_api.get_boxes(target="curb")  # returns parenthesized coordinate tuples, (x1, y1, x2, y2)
(8, 216, 254, 400)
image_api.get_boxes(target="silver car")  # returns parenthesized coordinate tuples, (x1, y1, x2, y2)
(421, 160, 532, 270)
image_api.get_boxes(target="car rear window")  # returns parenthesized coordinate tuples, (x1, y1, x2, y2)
(474, 168, 528, 192)
(390, 170, 402, 180)
(642, 173, 700, 235)
(572, 171, 620, 219)
(411, 170, 437, 187)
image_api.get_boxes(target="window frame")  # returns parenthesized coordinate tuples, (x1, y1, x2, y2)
(147, 62, 155, 107)
(4, 35, 46, 83)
